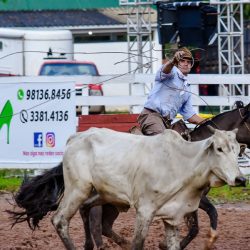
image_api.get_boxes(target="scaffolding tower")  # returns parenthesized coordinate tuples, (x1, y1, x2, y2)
(119, 0, 154, 73)
(210, 0, 248, 111)
(211, 0, 246, 76)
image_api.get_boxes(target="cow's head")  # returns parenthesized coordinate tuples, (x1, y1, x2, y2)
(207, 127, 246, 187)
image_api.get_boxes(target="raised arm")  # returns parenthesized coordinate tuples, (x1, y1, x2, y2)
(163, 50, 186, 74)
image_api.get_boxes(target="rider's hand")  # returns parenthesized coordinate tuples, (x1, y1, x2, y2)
(172, 51, 185, 64)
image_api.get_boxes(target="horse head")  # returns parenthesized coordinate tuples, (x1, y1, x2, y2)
(190, 102, 250, 149)
(235, 102, 250, 148)
(234, 100, 244, 108)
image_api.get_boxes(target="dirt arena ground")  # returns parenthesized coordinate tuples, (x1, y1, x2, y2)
(0, 192, 250, 250)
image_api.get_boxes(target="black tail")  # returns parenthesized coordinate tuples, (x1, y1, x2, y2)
(6, 162, 64, 230)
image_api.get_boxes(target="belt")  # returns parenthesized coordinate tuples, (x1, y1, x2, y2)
(144, 107, 172, 123)
(144, 107, 157, 113)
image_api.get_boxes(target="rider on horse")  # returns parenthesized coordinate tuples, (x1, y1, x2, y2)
(138, 47, 205, 135)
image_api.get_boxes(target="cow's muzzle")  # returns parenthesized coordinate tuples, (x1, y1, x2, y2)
(235, 176, 247, 187)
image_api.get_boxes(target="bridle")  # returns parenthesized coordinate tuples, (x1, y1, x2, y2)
(239, 108, 250, 133)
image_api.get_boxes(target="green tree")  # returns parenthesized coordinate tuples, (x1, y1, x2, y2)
(244, 4, 250, 19)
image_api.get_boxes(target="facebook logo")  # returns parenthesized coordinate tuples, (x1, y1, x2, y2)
(34, 132, 43, 147)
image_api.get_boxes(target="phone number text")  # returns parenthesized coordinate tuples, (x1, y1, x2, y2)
(26, 89, 71, 100)
(29, 111, 69, 122)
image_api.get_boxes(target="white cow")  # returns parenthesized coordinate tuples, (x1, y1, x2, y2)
(52, 127, 244, 250)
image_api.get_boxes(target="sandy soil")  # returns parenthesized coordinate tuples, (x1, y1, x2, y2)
(0, 192, 250, 250)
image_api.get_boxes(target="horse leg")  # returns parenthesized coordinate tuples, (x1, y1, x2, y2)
(89, 206, 104, 249)
(199, 195, 218, 250)
(79, 193, 111, 250)
(159, 220, 180, 250)
(82, 203, 130, 249)
(102, 204, 131, 248)
(79, 204, 97, 250)
(180, 211, 199, 249)
(132, 207, 154, 250)
(52, 188, 91, 250)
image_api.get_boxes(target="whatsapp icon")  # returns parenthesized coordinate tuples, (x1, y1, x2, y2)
(17, 89, 24, 100)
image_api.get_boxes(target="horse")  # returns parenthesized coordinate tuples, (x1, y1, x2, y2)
(7, 101, 250, 249)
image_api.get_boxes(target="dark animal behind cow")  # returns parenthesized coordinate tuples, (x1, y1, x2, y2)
(82, 101, 250, 250)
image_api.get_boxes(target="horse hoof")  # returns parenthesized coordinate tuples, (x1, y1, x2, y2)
(204, 228, 218, 250)
(84, 244, 94, 250)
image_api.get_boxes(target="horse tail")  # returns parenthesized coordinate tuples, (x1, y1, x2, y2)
(7, 162, 64, 230)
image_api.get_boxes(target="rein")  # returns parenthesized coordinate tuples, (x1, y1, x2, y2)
(239, 108, 250, 133)
(193, 117, 221, 131)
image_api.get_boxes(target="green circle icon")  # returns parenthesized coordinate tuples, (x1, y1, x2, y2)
(17, 89, 24, 100)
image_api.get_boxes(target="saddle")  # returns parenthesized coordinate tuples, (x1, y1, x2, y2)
(170, 119, 191, 141)
(129, 119, 191, 141)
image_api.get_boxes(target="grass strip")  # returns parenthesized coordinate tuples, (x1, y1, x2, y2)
(0, 170, 250, 203)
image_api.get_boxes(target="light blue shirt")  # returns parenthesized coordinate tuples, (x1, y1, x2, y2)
(144, 65, 196, 120)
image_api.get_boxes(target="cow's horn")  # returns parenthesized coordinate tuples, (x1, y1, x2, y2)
(207, 125, 216, 134)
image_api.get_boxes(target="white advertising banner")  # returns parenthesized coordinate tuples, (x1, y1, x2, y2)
(0, 81, 76, 168)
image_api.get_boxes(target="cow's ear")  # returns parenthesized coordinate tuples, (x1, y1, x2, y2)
(207, 125, 216, 134)
(205, 138, 214, 151)
(232, 128, 238, 134)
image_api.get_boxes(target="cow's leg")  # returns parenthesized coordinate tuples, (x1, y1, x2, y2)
(199, 195, 218, 250)
(159, 220, 180, 250)
(132, 207, 155, 250)
(180, 211, 199, 249)
(102, 204, 131, 249)
(52, 187, 91, 250)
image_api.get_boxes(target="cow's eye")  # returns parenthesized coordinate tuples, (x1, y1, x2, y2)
(217, 147, 223, 152)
